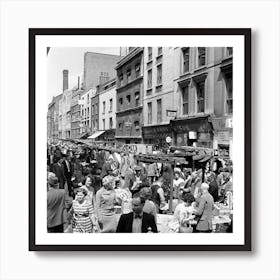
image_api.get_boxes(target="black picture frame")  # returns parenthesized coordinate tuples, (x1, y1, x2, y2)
(29, 28, 251, 251)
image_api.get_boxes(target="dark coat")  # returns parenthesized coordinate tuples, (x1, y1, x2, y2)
(209, 180, 219, 202)
(62, 160, 73, 180)
(116, 212, 158, 233)
(53, 163, 66, 189)
(47, 188, 66, 228)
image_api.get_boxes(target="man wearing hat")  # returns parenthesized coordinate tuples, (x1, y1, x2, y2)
(61, 152, 74, 198)
(47, 173, 71, 233)
(125, 165, 148, 196)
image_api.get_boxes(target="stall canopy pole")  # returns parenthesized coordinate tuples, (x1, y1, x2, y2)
(202, 165, 205, 183)
(169, 162, 174, 213)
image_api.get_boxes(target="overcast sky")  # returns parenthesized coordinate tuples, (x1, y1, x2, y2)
(47, 47, 120, 103)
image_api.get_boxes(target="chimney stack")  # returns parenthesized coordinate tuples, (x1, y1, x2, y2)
(63, 69, 69, 92)
(77, 76, 80, 90)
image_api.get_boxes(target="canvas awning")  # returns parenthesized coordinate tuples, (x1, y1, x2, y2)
(88, 130, 105, 139)
(79, 132, 89, 139)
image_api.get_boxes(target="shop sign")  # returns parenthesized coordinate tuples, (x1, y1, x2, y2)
(212, 117, 232, 131)
(198, 132, 211, 141)
(189, 131, 197, 139)
(215, 131, 229, 141)
(214, 148, 230, 158)
(166, 109, 177, 118)
(121, 144, 153, 154)
(226, 118, 233, 128)
(166, 136, 172, 143)
(177, 136, 183, 144)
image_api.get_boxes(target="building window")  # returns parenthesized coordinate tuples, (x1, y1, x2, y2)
(95, 119, 98, 129)
(87, 108, 89, 117)
(157, 99, 162, 123)
(126, 69, 131, 83)
(148, 102, 152, 124)
(103, 119, 105, 130)
(126, 94, 131, 105)
(135, 92, 140, 107)
(119, 97, 123, 106)
(135, 63, 141, 78)
(134, 120, 140, 130)
(182, 85, 189, 115)
(196, 81, 205, 113)
(109, 117, 113, 129)
(157, 64, 162, 85)
(109, 98, 113, 112)
(198, 47, 206, 67)
(225, 74, 233, 114)
(92, 104, 95, 116)
(87, 94, 89, 104)
(103, 101, 105, 114)
(182, 48, 190, 73)
(118, 122, 123, 131)
(226, 47, 233, 56)
(119, 73, 123, 87)
(148, 47, 152, 60)
(158, 47, 162, 56)
(147, 69, 152, 89)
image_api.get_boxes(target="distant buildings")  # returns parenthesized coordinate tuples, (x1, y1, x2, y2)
(142, 47, 178, 146)
(80, 88, 95, 138)
(47, 94, 62, 141)
(172, 47, 233, 156)
(115, 47, 144, 144)
(47, 47, 233, 157)
(97, 78, 116, 142)
(71, 79, 83, 139)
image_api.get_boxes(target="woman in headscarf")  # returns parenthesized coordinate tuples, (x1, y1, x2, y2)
(96, 176, 118, 233)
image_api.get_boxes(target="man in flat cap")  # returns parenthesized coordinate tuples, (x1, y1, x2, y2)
(124, 165, 148, 196)
(47, 174, 71, 233)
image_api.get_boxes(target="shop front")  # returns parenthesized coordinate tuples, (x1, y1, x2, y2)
(170, 115, 214, 148)
(211, 117, 233, 159)
(142, 124, 172, 148)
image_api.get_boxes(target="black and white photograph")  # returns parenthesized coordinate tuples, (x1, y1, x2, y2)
(29, 29, 251, 250)
(4, 0, 280, 279)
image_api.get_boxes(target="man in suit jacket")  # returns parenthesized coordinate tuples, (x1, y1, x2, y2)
(194, 183, 215, 232)
(116, 196, 158, 233)
(47, 174, 70, 233)
(62, 153, 73, 197)
(52, 157, 66, 190)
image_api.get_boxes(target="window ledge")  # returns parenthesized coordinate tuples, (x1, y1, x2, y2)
(146, 87, 153, 91)
(181, 71, 190, 77)
(155, 84, 162, 88)
(156, 54, 163, 59)
(194, 65, 207, 72)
